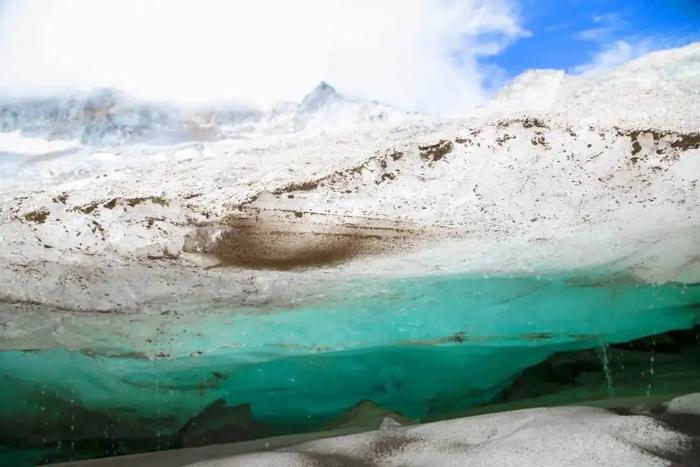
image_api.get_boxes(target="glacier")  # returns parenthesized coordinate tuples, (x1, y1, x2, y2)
(0, 43, 700, 465)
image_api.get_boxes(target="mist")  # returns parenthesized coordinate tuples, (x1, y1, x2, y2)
(0, 0, 526, 114)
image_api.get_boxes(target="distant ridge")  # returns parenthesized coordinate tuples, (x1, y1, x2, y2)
(0, 81, 423, 145)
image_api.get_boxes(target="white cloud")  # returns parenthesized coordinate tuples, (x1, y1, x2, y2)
(576, 27, 615, 42)
(571, 34, 696, 75)
(0, 0, 527, 115)
(571, 40, 647, 74)
(576, 12, 625, 42)
(571, 11, 699, 76)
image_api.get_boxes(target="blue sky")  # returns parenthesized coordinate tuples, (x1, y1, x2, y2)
(485, 0, 700, 79)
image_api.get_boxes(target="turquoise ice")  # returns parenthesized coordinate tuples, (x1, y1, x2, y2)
(1, 271, 699, 464)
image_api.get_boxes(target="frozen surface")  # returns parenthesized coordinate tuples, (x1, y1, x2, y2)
(0, 43, 699, 465)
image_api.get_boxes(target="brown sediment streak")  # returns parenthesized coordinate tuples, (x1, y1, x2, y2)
(183, 209, 450, 271)
(497, 117, 549, 129)
(668, 132, 700, 150)
(618, 128, 700, 158)
(124, 196, 170, 207)
(72, 196, 170, 214)
(23, 208, 50, 223)
(182, 142, 460, 269)
(398, 332, 598, 347)
(418, 140, 453, 162)
(268, 140, 449, 199)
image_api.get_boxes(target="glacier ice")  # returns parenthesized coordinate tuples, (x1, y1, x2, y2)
(1, 272, 699, 464)
(1, 43, 700, 465)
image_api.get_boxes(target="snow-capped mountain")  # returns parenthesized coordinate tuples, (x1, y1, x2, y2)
(0, 82, 423, 148)
(0, 88, 248, 146)
(291, 81, 422, 133)
(230, 81, 424, 135)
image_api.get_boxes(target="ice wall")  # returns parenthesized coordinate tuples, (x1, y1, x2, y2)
(1, 271, 698, 464)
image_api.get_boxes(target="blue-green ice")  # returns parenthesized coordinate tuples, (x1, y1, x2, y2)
(1, 271, 699, 464)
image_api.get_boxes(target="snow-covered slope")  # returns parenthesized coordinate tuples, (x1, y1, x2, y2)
(480, 69, 567, 115)
(0, 131, 79, 155)
(480, 41, 700, 132)
(0, 43, 698, 313)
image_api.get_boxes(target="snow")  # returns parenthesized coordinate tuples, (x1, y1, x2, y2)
(665, 393, 700, 416)
(0, 43, 698, 314)
(478, 69, 566, 115)
(0, 130, 79, 155)
(59, 404, 700, 467)
(198, 407, 693, 467)
(479, 41, 700, 133)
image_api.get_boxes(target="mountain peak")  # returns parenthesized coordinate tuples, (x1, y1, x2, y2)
(312, 81, 336, 95)
(298, 81, 340, 114)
